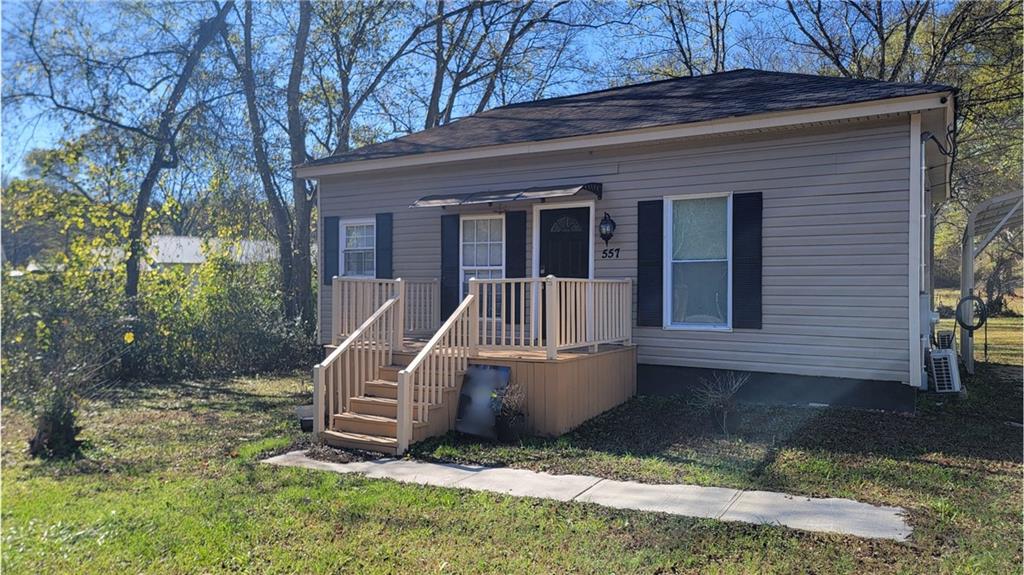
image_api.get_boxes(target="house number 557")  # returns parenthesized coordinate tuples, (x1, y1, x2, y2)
(601, 248, 620, 259)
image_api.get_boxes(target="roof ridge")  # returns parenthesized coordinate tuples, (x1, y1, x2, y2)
(491, 68, 757, 112)
(733, 67, 953, 90)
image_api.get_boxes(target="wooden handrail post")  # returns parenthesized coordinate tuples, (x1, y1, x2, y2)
(468, 279, 480, 356)
(396, 371, 411, 454)
(432, 278, 441, 331)
(624, 279, 633, 345)
(331, 276, 340, 344)
(312, 365, 325, 438)
(393, 278, 406, 352)
(587, 281, 597, 352)
(545, 275, 559, 360)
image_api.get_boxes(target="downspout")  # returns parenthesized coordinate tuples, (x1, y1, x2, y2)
(920, 137, 928, 295)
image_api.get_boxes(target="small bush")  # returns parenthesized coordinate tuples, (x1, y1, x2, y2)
(689, 371, 750, 435)
(493, 381, 527, 443)
(2, 272, 128, 458)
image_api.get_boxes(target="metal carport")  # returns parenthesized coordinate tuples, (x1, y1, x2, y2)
(959, 192, 1023, 373)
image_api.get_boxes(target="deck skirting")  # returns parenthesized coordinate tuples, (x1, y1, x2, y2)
(468, 345, 637, 436)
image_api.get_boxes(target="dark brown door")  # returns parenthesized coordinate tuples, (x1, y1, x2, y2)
(539, 207, 590, 278)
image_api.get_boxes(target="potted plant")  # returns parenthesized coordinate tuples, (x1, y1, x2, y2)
(492, 381, 527, 443)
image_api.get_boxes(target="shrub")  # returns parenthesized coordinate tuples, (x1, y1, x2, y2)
(2, 272, 128, 458)
(689, 371, 751, 435)
(2, 240, 318, 457)
(128, 249, 318, 381)
(492, 381, 527, 443)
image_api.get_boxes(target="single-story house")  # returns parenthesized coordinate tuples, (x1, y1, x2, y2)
(297, 68, 954, 454)
(93, 235, 278, 272)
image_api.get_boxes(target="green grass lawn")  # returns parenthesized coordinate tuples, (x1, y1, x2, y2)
(3, 357, 1022, 573)
(933, 287, 1022, 366)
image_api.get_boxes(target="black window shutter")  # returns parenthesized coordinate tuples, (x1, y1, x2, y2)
(636, 200, 663, 326)
(323, 216, 339, 285)
(375, 212, 393, 279)
(440, 214, 460, 318)
(732, 192, 763, 329)
(504, 211, 527, 321)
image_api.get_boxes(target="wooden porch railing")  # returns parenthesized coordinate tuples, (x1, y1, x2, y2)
(331, 278, 398, 344)
(554, 278, 633, 351)
(313, 297, 400, 436)
(404, 278, 440, 336)
(469, 276, 631, 359)
(395, 293, 475, 453)
(330, 277, 439, 343)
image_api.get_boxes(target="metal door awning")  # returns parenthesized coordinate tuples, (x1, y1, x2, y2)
(410, 182, 602, 208)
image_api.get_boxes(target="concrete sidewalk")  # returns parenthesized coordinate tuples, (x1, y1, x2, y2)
(263, 451, 911, 541)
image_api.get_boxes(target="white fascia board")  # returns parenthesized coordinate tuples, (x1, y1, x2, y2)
(296, 92, 953, 179)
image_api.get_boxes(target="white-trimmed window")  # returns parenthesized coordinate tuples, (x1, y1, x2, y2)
(340, 219, 375, 277)
(460, 215, 504, 296)
(664, 194, 732, 329)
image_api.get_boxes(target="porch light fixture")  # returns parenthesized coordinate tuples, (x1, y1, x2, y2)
(599, 212, 617, 245)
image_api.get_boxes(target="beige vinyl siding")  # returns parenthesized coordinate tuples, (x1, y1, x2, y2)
(317, 116, 912, 382)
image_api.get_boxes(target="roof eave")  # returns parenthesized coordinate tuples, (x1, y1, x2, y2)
(295, 90, 953, 179)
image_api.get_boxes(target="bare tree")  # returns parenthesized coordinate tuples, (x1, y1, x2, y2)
(419, 0, 580, 129)
(779, 0, 1017, 83)
(221, 1, 299, 317)
(612, 0, 750, 79)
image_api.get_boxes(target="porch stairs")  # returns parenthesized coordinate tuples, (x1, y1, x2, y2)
(322, 348, 461, 455)
(316, 276, 632, 456)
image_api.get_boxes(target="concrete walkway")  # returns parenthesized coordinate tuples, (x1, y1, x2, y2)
(263, 451, 911, 541)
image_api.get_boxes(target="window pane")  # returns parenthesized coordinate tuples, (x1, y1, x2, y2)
(463, 220, 475, 242)
(475, 245, 489, 267)
(344, 249, 373, 276)
(671, 261, 728, 324)
(489, 219, 502, 240)
(489, 244, 502, 266)
(345, 224, 373, 249)
(463, 243, 475, 266)
(672, 197, 727, 260)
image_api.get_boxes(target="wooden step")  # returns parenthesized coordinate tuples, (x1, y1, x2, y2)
(391, 351, 417, 367)
(333, 412, 397, 437)
(321, 429, 398, 455)
(350, 396, 397, 418)
(377, 365, 401, 381)
(364, 380, 398, 399)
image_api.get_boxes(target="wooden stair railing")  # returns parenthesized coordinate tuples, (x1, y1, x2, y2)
(313, 297, 400, 437)
(395, 293, 475, 453)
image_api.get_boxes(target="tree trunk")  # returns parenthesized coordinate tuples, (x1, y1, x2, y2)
(288, 1, 315, 328)
(124, 1, 235, 311)
(225, 1, 298, 318)
(424, 0, 447, 129)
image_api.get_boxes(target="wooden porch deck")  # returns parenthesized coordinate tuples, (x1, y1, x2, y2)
(315, 276, 636, 454)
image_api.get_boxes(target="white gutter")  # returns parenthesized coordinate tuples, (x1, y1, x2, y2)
(296, 92, 953, 179)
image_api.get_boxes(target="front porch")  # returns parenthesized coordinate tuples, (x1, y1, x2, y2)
(313, 276, 635, 454)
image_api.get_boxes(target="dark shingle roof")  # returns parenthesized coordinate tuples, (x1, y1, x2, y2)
(305, 68, 952, 168)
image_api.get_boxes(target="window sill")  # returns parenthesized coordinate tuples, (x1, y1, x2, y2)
(661, 324, 733, 332)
